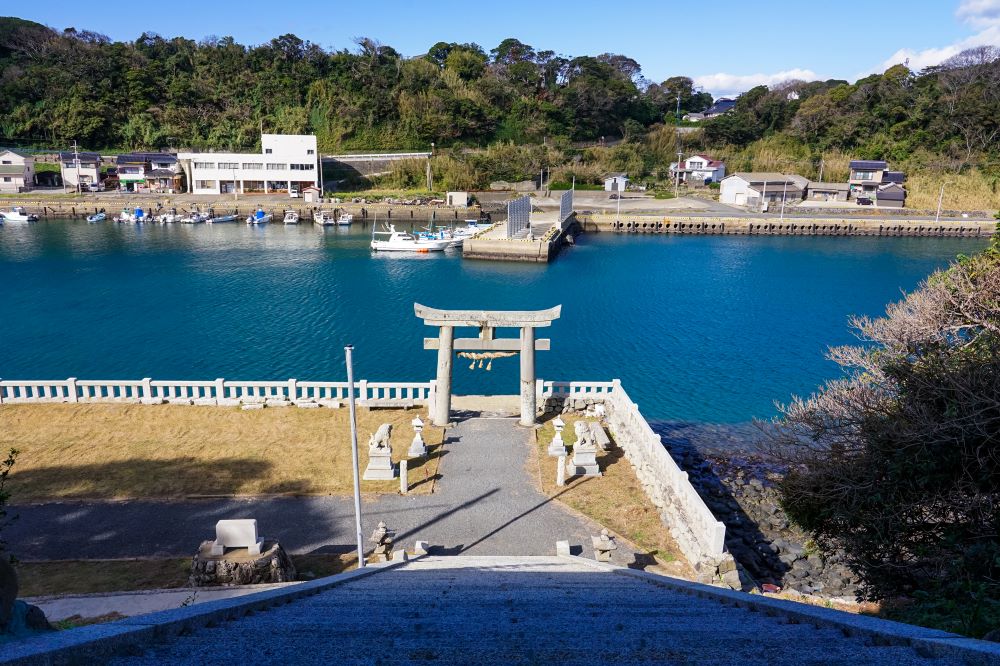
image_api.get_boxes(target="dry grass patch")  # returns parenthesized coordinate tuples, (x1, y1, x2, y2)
(0, 404, 444, 501)
(16, 552, 356, 598)
(533, 415, 693, 578)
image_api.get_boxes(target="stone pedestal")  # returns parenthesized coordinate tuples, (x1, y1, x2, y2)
(363, 451, 396, 480)
(567, 420, 602, 477)
(190, 540, 296, 586)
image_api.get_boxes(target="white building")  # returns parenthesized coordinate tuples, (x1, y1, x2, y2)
(59, 151, 102, 190)
(178, 134, 320, 196)
(719, 172, 804, 208)
(604, 173, 628, 192)
(671, 154, 726, 184)
(0, 149, 34, 193)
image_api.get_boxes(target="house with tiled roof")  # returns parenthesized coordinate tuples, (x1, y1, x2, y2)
(719, 172, 805, 208)
(671, 154, 726, 184)
(848, 159, 906, 205)
(59, 151, 102, 191)
(0, 149, 34, 193)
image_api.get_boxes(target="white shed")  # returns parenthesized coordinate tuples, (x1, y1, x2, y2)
(446, 191, 469, 207)
(604, 173, 628, 192)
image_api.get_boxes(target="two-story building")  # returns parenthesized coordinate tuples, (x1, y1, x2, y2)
(178, 134, 320, 196)
(116, 153, 183, 192)
(848, 159, 906, 205)
(59, 151, 102, 191)
(671, 154, 726, 184)
(0, 149, 34, 193)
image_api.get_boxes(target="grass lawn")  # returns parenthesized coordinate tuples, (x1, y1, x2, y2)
(0, 404, 444, 501)
(532, 415, 693, 578)
(16, 553, 356, 598)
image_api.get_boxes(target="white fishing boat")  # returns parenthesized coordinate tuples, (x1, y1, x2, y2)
(283, 210, 300, 225)
(314, 210, 337, 226)
(417, 225, 462, 248)
(208, 213, 238, 223)
(86, 212, 107, 223)
(156, 209, 182, 224)
(371, 223, 451, 253)
(116, 207, 148, 223)
(246, 208, 271, 225)
(0, 206, 39, 222)
(336, 212, 353, 225)
(180, 211, 208, 224)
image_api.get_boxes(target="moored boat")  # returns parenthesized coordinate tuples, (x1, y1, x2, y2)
(116, 207, 148, 223)
(208, 213, 238, 223)
(314, 210, 337, 226)
(180, 211, 208, 224)
(283, 210, 300, 224)
(0, 206, 39, 222)
(371, 223, 451, 252)
(337, 212, 353, 225)
(246, 208, 271, 225)
(86, 211, 107, 223)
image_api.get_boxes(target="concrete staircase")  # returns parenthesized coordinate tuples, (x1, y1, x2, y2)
(102, 556, 978, 665)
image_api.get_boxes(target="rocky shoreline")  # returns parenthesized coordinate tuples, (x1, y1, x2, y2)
(653, 423, 862, 602)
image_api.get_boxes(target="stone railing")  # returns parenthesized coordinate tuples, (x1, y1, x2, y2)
(0, 377, 434, 409)
(539, 378, 726, 568)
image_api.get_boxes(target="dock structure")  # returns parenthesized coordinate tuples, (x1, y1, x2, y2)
(462, 191, 576, 262)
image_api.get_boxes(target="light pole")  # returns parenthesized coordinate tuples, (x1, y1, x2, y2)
(779, 178, 788, 222)
(345, 345, 365, 567)
(935, 183, 945, 223)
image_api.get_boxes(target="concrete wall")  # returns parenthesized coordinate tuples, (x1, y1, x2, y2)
(582, 214, 997, 237)
(602, 381, 727, 566)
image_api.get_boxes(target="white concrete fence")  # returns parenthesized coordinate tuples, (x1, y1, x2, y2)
(539, 378, 726, 566)
(0, 377, 434, 408)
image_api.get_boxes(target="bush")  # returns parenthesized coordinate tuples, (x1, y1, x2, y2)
(652, 191, 675, 199)
(547, 181, 603, 191)
(0, 448, 18, 562)
(763, 238, 1000, 637)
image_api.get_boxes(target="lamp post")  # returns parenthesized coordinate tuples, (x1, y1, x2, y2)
(345, 345, 365, 567)
(779, 178, 788, 222)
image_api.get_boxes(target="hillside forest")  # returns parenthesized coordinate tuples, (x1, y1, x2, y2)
(2, 17, 999, 208)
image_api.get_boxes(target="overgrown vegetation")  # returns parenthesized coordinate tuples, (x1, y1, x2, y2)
(763, 236, 1000, 638)
(0, 448, 17, 563)
(2, 17, 998, 204)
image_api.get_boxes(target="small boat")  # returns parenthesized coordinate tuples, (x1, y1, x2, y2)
(283, 210, 300, 224)
(116, 207, 148, 223)
(337, 212, 353, 226)
(156, 209, 182, 224)
(0, 206, 39, 222)
(417, 225, 462, 248)
(208, 213, 238, 223)
(86, 211, 107, 223)
(371, 223, 451, 252)
(246, 208, 271, 225)
(181, 211, 208, 224)
(314, 210, 337, 226)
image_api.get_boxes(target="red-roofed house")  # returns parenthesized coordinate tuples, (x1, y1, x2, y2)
(671, 154, 726, 184)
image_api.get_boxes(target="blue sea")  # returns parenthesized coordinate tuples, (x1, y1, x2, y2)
(0, 221, 986, 427)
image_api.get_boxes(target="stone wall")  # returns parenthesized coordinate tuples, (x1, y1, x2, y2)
(542, 381, 728, 574)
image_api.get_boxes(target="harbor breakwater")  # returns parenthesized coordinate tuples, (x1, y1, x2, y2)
(581, 214, 997, 237)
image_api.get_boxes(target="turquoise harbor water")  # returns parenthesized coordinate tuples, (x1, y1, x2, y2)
(0, 221, 988, 424)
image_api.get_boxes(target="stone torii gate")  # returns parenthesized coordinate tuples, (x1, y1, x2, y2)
(414, 304, 562, 427)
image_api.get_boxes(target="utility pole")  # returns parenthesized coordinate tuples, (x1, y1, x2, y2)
(674, 90, 682, 199)
(779, 179, 788, 222)
(935, 183, 945, 223)
(818, 158, 825, 183)
(761, 178, 769, 213)
(72, 140, 81, 194)
(345, 345, 365, 568)
(674, 150, 683, 198)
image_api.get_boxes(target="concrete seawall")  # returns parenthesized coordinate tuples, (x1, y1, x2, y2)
(462, 236, 561, 262)
(581, 214, 997, 237)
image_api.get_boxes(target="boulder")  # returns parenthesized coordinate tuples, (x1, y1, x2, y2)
(0, 560, 52, 638)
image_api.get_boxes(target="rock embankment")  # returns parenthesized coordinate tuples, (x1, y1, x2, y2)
(669, 445, 861, 601)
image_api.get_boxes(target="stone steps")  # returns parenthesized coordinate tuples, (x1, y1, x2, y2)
(105, 556, 969, 665)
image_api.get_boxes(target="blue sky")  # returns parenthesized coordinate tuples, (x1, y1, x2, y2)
(11, 0, 1000, 96)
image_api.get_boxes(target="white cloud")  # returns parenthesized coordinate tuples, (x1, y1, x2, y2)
(876, 1, 1000, 72)
(693, 68, 819, 98)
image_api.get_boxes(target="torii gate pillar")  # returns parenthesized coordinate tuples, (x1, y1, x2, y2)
(415, 304, 561, 427)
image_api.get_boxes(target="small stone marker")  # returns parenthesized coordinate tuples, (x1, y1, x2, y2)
(414, 540, 429, 556)
(391, 549, 408, 562)
(408, 416, 427, 458)
(589, 421, 611, 452)
(567, 420, 602, 477)
(547, 417, 568, 457)
(363, 423, 396, 480)
(400, 459, 409, 494)
(556, 455, 566, 487)
(211, 519, 263, 556)
(555, 540, 571, 557)
(369, 521, 395, 563)
(592, 528, 617, 562)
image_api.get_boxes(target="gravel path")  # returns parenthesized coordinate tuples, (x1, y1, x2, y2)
(8, 418, 637, 564)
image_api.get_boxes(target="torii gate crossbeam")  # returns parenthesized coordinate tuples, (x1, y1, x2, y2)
(414, 304, 561, 427)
